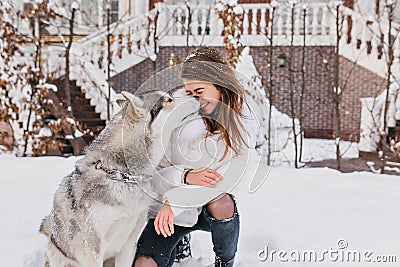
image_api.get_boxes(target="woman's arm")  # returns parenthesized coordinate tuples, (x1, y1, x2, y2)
(162, 153, 255, 216)
(159, 111, 259, 217)
(184, 167, 222, 187)
(151, 164, 190, 195)
(154, 166, 223, 220)
(154, 201, 174, 237)
(151, 127, 193, 195)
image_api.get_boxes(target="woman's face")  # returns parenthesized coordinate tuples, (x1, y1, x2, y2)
(184, 80, 222, 115)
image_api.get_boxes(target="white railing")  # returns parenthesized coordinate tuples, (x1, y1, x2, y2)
(338, 5, 400, 79)
(161, 2, 335, 46)
(240, 3, 333, 37)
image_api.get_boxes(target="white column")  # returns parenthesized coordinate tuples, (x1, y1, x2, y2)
(118, 0, 123, 20)
(201, 7, 208, 35)
(133, 0, 149, 17)
(388, 93, 396, 128)
(155, 3, 166, 35)
(75, 0, 83, 26)
(321, 6, 329, 35)
(326, 3, 337, 38)
(276, 7, 283, 36)
(340, 13, 348, 46)
(134, 0, 142, 17)
(19, 17, 30, 35)
(354, 0, 376, 20)
(98, 0, 104, 27)
(267, 8, 273, 38)
(243, 7, 249, 35)
(395, 89, 400, 120)
(286, 6, 292, 37)
(294, 6, 301, 36)
(351, 16, 363, 47)
(361, 19, 372, 51)
(176, 7, 183, 35)
(251, 8, 258, 35)
(370, 22, 379, 59)
(394, 34, 400, 62)
(123, 0, 128, 17)
(359, 98, 378, 153)
(311, 6, 319, 35)
(191, 7, 199, 35)
(209, 8, 219, 35)
(112, 31, 120, 61)
(260, 7, 266, 35)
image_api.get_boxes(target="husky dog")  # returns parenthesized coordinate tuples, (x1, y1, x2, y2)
(39, 91, 199, 267)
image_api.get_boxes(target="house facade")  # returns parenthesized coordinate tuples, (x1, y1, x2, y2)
(3, 0, 400, 157)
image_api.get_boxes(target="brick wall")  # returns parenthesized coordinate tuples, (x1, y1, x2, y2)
(251, 46, 337, 139)
(339, 56, 385, 140)
(110, 46, 385, 141)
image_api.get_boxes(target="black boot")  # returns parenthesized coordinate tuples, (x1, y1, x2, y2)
(174, 234, 192, 263)
(215, 255, 234, 267)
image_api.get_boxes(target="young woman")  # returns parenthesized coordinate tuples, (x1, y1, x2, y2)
(133, 47, 258, 267)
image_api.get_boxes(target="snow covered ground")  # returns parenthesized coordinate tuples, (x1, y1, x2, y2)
(0, 147, 399, 267)
(272, 138, 359, 166)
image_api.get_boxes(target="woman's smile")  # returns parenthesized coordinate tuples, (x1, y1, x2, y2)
(200, 101, 209, 110)
(183, 80, 222, 115)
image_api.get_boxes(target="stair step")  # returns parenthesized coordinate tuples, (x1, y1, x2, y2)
(57, 85, 84, 93)
(82, 106, 97, 112)
(60, 140, 74, 155)
(83, 135, 96, 145)
(72, 97, 92, 105)
(74, 112, 102, 120)
(84, 126, 106, 136)
(80, 119, 106, 127)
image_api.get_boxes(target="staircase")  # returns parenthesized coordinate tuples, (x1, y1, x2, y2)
(54, 77, 106, 130)
(37, 5, 163, 155)
(51, 77, 106, 154)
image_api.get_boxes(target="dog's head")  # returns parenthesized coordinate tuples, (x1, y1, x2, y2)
(117, 90, 200, 135)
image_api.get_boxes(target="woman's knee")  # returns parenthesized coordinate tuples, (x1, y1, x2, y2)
(134, 256, 157, 267)
(207, 194, 235, 220)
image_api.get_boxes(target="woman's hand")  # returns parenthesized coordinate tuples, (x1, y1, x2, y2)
(154, 201, 174, 237)
(185, 167, 223, 187)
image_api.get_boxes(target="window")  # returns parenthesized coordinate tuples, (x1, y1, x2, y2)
(109, 0, 119, 23)
(104, 0, 118, 24)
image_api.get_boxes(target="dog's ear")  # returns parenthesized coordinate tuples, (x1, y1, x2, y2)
(121, 91, 144, 118)
(116, 96, 126, 107)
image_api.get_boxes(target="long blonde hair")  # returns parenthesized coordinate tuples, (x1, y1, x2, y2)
(181, 47, 249, 160)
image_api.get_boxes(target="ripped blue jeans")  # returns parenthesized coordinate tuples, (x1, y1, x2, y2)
(133, 195, 240, 267)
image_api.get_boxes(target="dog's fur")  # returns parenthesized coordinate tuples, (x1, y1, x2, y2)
(39, 90, 199, 267)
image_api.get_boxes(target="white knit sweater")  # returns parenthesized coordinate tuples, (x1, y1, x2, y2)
(149, 104, 259, 227)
